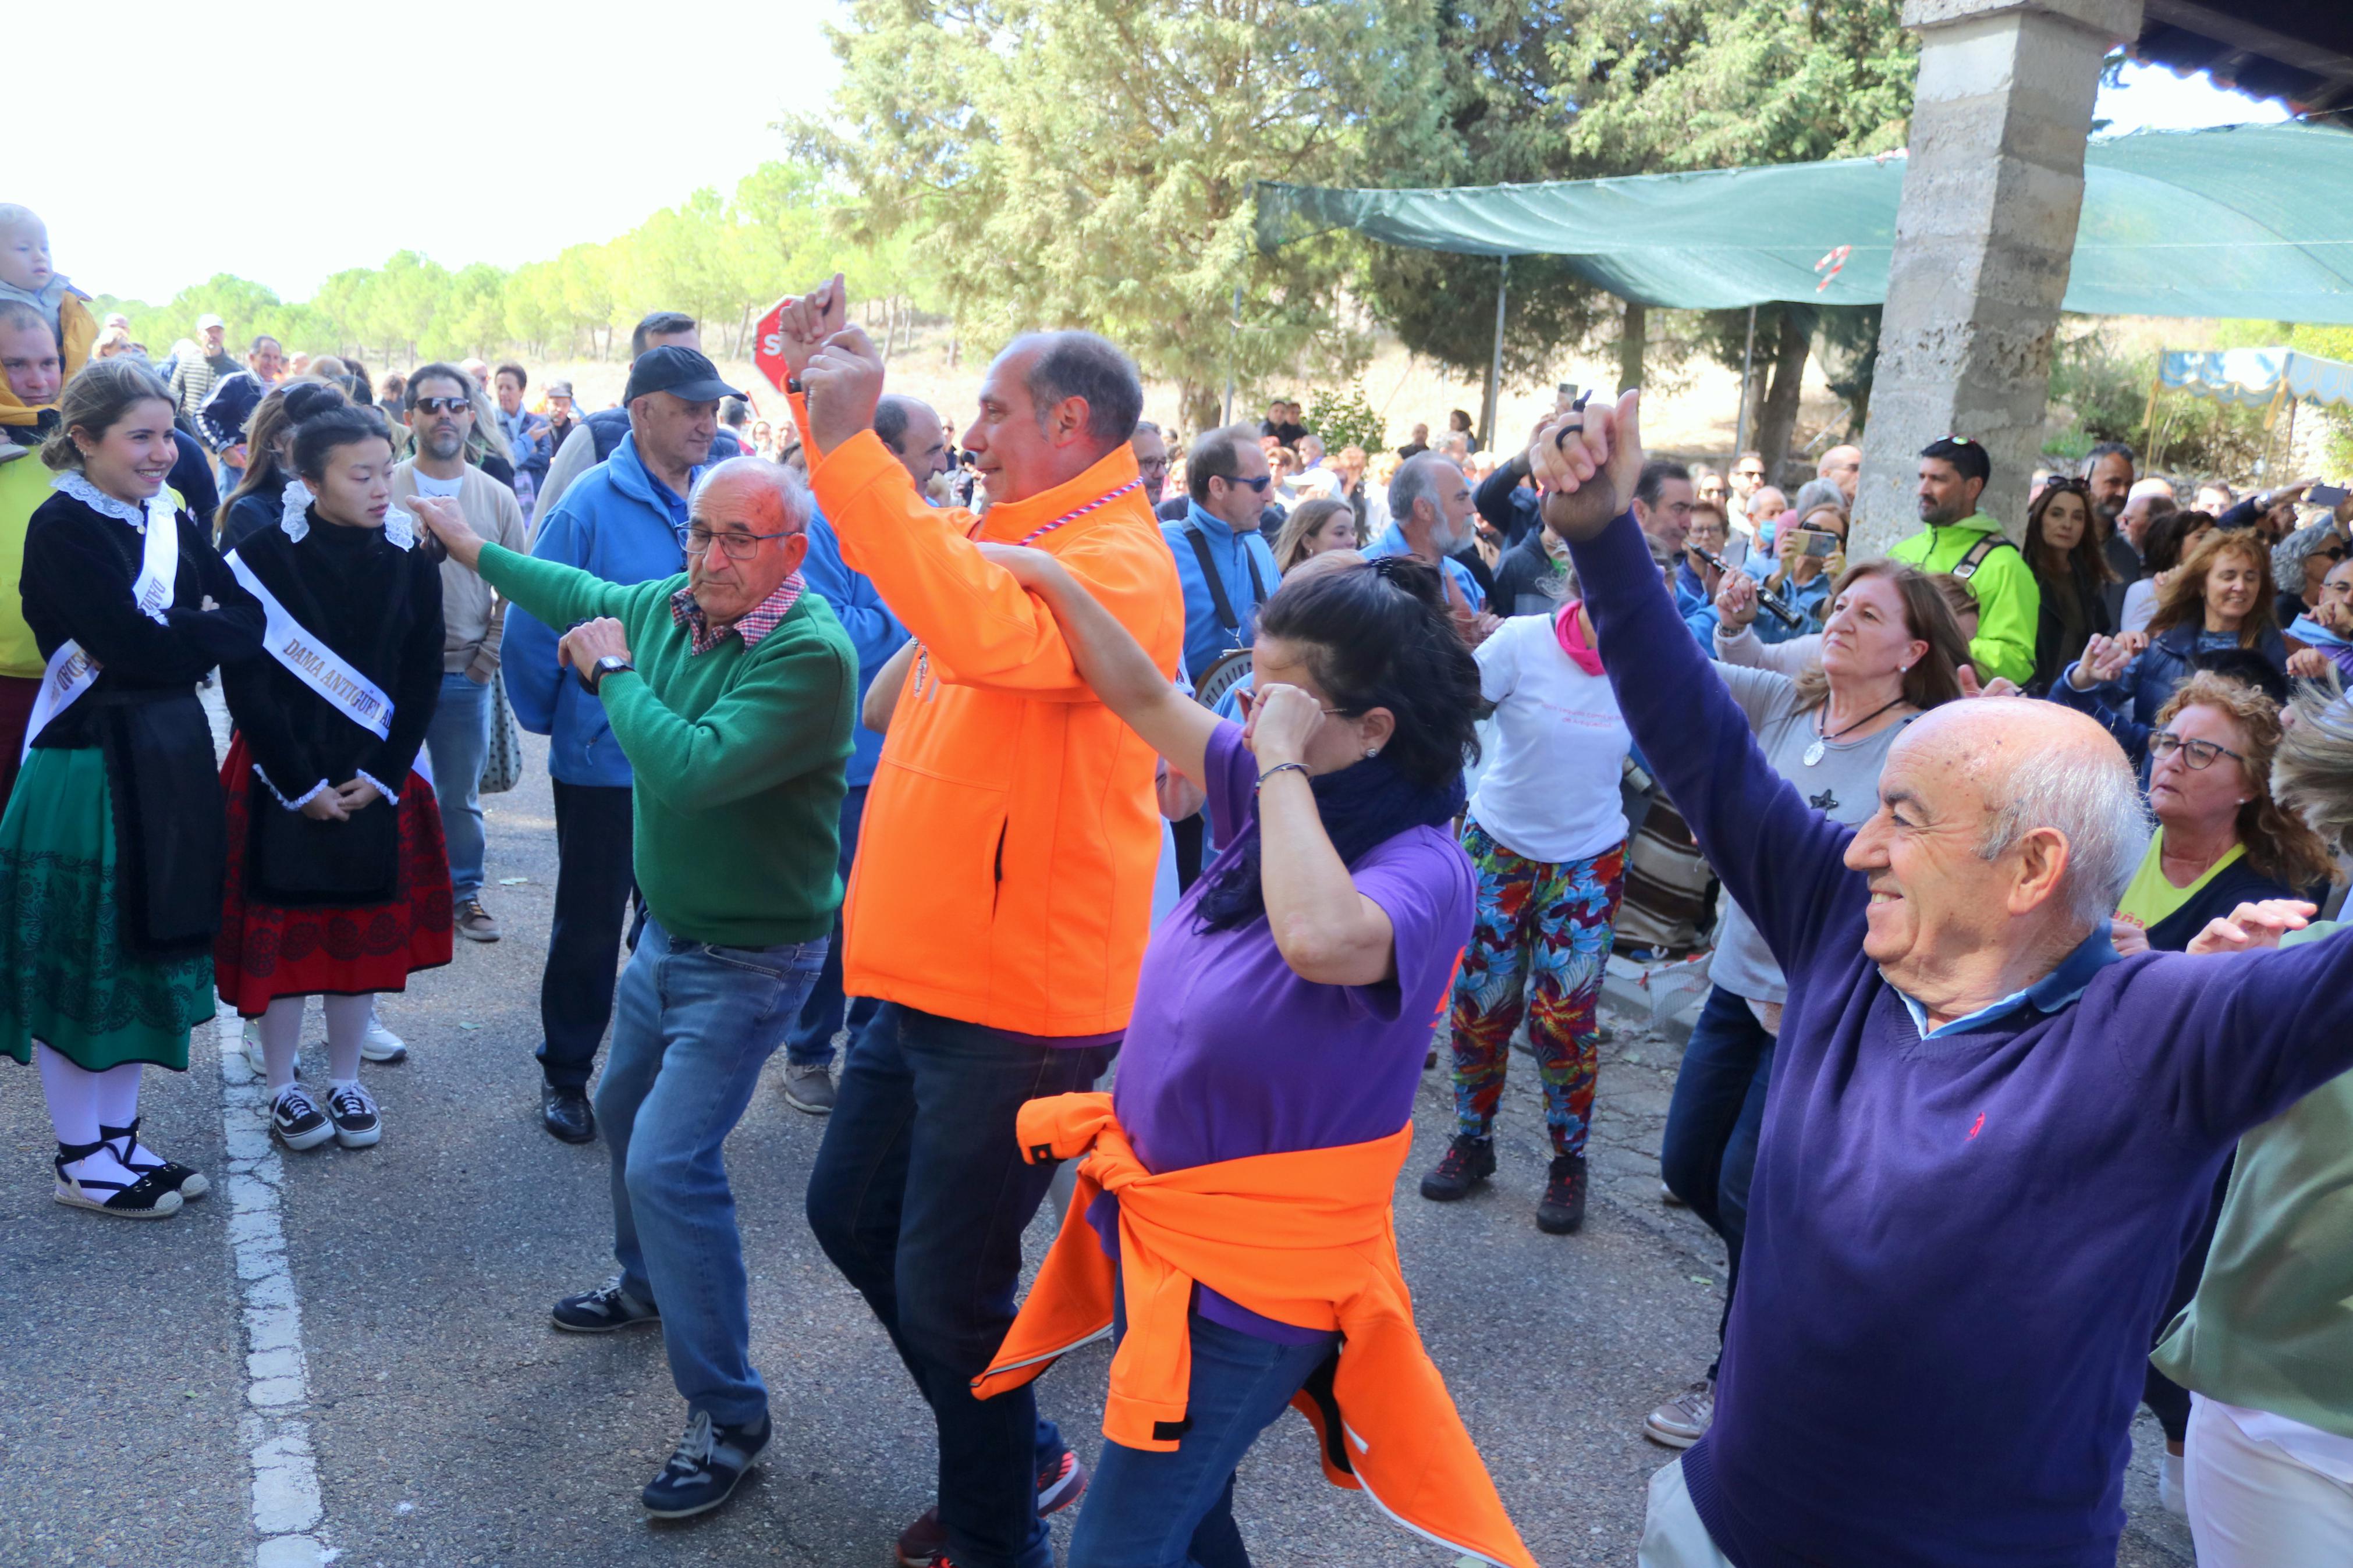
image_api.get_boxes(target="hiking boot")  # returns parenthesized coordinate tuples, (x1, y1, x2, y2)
(1418, 1134, 1496, 1201)
(640, 1410, 769, 1519)
(455, 897, 502, 943)
(1644, 1379, 1715, 1449)
(1536, 1153, 1589, 1234)
(781, 1060, 837, 1115)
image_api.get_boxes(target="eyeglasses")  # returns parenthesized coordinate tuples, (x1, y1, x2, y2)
(682, 525, 792, 560)
(1136, 457, 1170, 474)
(2148, 730, 2245, 770)
(1233, 686, 1349, 719)
(411, 396, 471, 416)
(1224, 474, 1272, 493)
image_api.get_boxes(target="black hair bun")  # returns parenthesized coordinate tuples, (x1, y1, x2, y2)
(282, 382, 347, 424)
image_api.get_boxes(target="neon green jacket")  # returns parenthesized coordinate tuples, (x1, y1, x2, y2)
(1887, 511, 2039, 687)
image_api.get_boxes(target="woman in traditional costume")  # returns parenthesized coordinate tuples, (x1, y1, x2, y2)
(215, 401, 450, 1153)
(1, 359, 262, 1218)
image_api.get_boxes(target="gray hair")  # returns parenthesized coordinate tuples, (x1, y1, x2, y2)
(1976, 740, 2152, 928)
(1787, 478, 1847, 524)
(1005, 330, 1142, 449)
(1387, 451, 1456, 529)
(2274, 692, 2353, 855)
(690, 455, 812, 534)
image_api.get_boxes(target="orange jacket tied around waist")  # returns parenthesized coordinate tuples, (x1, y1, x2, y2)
(973, 1093, 1541, 1568)
(801, 400, 1182, 1036)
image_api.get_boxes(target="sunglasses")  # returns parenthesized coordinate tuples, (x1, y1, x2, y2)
(1226, 474, 1273, 493)
(2148, 730, 2245, 771)
(411, 396, 471, 415)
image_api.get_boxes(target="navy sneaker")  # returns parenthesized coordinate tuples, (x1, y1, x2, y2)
(641, 1410, 769, 1519)
(552, 1277, 661, 1334)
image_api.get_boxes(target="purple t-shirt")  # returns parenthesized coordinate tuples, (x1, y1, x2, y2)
(1093, 719, 1474, 1341)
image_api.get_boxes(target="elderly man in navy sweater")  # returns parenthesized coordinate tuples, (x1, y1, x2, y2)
(1534, 390, 2353, 1568)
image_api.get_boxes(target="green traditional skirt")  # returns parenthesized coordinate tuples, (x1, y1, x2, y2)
(0, 746, 212, 1071)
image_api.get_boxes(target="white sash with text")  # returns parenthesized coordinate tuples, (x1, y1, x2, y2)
(21, 494, 180, 762)
(225, 550, 395, 741)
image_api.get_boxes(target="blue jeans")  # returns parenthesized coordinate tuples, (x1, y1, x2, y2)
(600, 915, 826, 1430)
(1066, 1291, 1339, 1568)
(784, 784, 876, 1066)
(805, 1002, 1117, 1568)
(424, 671, 490, 902)
(1659, 984, 1776, 1370)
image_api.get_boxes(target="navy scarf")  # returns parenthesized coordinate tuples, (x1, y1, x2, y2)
(1194, 751, 1466, 934)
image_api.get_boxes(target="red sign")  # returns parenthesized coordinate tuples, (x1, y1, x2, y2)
(752, 297, 793, 394)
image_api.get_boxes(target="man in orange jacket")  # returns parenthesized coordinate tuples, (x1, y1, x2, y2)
(780, 278, 1183, 1568)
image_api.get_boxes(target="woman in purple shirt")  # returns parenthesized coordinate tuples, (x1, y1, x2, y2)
(978, 542, 1479, 1568)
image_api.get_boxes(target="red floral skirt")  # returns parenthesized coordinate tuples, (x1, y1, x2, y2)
(214, 735, 454, 1016)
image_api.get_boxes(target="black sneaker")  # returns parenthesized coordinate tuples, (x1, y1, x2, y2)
(552, 1277, 661, 1334)
(272, 1086, 334, 1151)
(1418, 1134, 1496, 1201)
(326, 1083, 381, 1149)
(640, 1410, 769, 1519)
(1537, 1152, 1589, 1234)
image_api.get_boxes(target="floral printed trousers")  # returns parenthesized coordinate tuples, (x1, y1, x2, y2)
(1448, 822, 1626, 1159)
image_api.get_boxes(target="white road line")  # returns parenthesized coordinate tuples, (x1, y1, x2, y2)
(215, 1006, 331, 1567)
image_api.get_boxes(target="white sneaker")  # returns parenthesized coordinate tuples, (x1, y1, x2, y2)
(363, 1008, 406, 1064)
(2159, 1446, 2187, 1519)
(242, 1020, 271, 1079)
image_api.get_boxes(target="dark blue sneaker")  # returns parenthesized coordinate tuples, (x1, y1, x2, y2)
(641, 1411, 770, 1519)
(551, 1277, 660, 1334)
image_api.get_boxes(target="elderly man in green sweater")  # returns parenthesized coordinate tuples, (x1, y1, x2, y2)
(1887, 435, 2039, 687)
(412, 460, 855, 1523)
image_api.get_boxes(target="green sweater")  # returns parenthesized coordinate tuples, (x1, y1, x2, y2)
(479, 544, 855, 948)
(2152, 919, 2353, 1438)
(1886, 511, 2040, 688)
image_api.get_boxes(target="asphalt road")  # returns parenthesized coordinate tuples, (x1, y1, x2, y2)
(0, 727, 2198, 1568)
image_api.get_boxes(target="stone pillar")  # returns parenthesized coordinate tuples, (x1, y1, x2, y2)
(1850, 0, 2143, 561)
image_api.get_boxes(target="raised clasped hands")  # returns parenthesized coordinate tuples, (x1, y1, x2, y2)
(1528, 389, 1644, 545)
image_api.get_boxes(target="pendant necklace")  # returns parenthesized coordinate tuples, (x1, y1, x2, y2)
(1804, 695, 1908, 767)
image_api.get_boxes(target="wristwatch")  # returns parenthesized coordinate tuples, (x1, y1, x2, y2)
(587, 654, 635, 694)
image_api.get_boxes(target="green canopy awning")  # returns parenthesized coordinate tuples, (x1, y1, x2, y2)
(1255, 122, 2353, 323)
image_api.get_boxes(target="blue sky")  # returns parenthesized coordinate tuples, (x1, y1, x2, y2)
(13, 8, 2301, 304)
